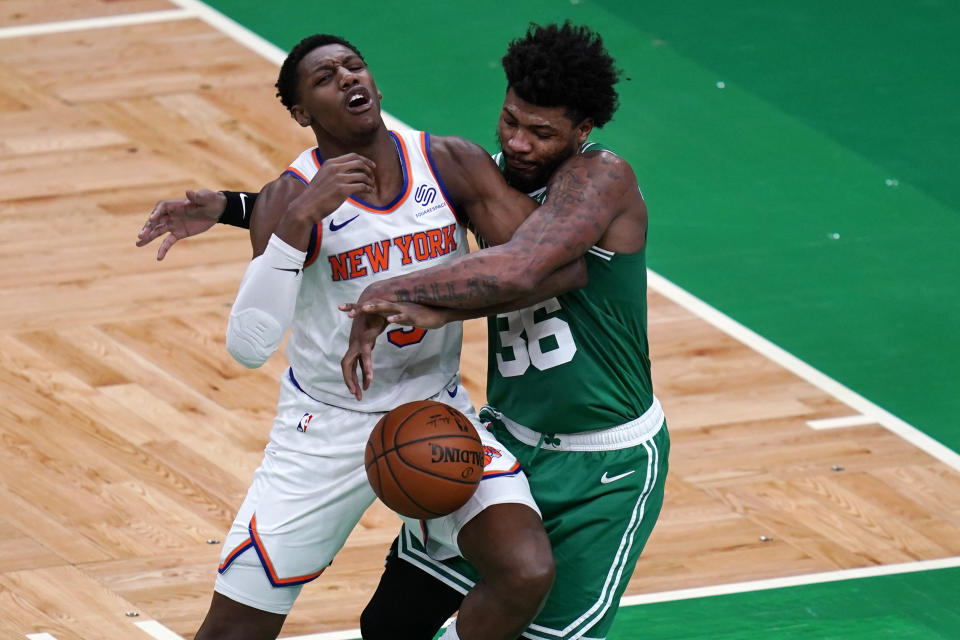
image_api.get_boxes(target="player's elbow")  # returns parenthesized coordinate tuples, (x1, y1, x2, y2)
(225, 308, 284, 368)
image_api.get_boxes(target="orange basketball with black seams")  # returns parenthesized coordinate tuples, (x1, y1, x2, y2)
(365, 400, 483, 519)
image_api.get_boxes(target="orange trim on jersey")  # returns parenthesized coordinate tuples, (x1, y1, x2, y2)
(347, 131, 412, 214)
(218, 537, 253, 572)
(419, 131, 459, 218)
(249, 514, 326, 586)
(304, 223, 322, 268)
(483, 461, 522, 479)
(284, 166, 310, 185)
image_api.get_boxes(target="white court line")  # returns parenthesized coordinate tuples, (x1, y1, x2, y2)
(281, 631, 362, 640)
(135, 620, 187, 639)
(620, 555, 960, 606)
(807, 414, 878, 430)
(648, 270, 960, 471)
(166, 0, 408, 132)
(0, 9, 194, 39)
(0, 0, 403, 137)
(134, 619, 364, 640)
(170, 559, 960, 636)
(25, 634, 59, 640)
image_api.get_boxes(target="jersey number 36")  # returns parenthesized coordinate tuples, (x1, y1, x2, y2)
(495, 298, 576, 377)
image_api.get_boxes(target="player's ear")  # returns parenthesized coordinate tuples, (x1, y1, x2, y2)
(291, 104, 311, 127)
(575, 118, 593, 145)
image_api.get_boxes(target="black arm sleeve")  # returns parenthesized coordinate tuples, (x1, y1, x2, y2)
(218, 191, 260, 229)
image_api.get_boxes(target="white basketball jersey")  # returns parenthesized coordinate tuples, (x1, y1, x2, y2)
(281, 130, 469, 411)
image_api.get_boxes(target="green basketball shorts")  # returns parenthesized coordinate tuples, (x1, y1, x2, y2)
(396, 403, 670, 640)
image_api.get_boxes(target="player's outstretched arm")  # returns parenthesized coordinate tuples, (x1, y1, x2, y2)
(136, 189, 227, 260)
(338, 254, 586, 396)
(344, 254, 588, 328)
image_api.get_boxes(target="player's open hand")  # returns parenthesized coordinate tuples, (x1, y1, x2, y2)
(136, 189, 226, 260)
(341, 310, 388, 401)
(339, 299, 450, 330)
(289, 153, 376, 223)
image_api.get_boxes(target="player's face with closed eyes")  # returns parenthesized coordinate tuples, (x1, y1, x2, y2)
(497, 88, 592, 193)
(291, 44, 381, 135)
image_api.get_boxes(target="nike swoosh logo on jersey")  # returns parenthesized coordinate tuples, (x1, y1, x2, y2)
(600, 470, 636, 484)
(328, 214, 360, 232)
(272, 267, 302, 276)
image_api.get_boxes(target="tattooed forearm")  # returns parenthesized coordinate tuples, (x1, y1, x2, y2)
(356, 151, 634, 311)
(388, 276, 501, 307)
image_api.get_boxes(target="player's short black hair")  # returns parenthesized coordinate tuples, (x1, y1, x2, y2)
(502, 21, 620, 127)
(275, 34, 364, 111)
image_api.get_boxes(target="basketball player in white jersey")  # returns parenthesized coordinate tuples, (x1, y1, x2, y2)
(179, 34, 589, 640)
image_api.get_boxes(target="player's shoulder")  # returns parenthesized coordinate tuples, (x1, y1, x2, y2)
(576, 142, 638, 185)
(289, 146, 319, 165)
(424, 134, 490, 165)
(282, 146, 321, 185)
(420, 135, 499, 190)
(579, 141, 625, 166)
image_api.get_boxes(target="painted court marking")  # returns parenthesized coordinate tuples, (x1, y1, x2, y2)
(165, 0, 408, 132)
(8, 4, 960, 639)
(647, 270, 960, 472)
(135, 620, 188, 639)
(28, 621, 366, 640)
(619, 555, 960, 606)
(122, 556, 960, 640)
(806, 414, 878, 430)
(136, 620, 363, 640)
(0, 9, 194, 39)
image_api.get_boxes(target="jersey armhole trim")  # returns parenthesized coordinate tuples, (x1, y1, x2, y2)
(304, 223, 322, 267)
(421, 132, 465, 225)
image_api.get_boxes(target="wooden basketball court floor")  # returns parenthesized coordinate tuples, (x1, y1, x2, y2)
(1, 2, 958, 638)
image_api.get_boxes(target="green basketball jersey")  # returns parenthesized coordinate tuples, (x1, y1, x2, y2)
(488, 142, 654, 433)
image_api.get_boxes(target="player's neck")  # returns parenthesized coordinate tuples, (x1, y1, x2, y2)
(317, 127, 404, 208)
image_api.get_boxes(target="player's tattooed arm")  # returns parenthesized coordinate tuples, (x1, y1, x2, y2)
(343, 256, 587, 328)
(358, 150, 634, 309)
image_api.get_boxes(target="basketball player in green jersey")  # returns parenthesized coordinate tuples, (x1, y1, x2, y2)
(341, 22, 669, 640)
(137, 22, 667, 640)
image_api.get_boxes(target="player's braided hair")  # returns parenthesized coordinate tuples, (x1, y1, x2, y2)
(275, 34, 365, 111)
(502, 21, 620, 127)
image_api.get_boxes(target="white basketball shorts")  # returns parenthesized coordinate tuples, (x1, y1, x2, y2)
(213, 368, 539, 614)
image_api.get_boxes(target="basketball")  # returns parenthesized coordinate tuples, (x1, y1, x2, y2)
(365, 400, 484, 519)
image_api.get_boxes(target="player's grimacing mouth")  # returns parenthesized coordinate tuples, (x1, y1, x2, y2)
(345, 86, 372, 113)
